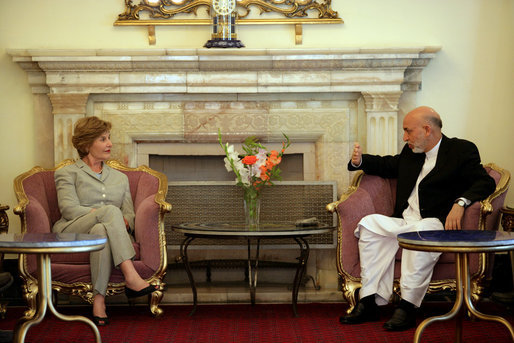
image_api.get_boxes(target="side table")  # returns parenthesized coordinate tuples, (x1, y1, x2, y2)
(501, 206, 514, 286)
(398, 230, 514, 343)
(0, 204, 10, 319)
(0, 233, 107, 343)
(0, 204, 9, 270)
(492, 206, 514, 304)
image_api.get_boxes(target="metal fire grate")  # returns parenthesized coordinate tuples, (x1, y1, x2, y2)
(165, 181, 337, 249)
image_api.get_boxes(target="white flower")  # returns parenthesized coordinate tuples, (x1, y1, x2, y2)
(232, 159, 243, 172)
(250, 148, 267, 177)
(223, 157, 233, 172)
(226, 144, 239, 162)
(236, 162, 251, 186)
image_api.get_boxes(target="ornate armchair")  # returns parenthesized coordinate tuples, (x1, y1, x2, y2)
(13, 160, 172, 317)
(326, 163, 510, 314)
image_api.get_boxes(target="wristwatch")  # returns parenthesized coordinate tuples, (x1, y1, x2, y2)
(455, 199, 467, 208)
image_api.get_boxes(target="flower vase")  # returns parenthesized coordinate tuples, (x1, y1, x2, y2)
(243, 190, 261, 228)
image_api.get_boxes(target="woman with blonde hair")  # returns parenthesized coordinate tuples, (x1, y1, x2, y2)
(53, 116, 158, 325)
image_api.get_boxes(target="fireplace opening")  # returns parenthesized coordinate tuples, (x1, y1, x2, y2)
(149, 153, 304, 182)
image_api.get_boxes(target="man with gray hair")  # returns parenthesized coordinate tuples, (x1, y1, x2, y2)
(339, 106, 496, 331)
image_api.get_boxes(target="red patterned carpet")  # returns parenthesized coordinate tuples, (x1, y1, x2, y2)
(0, 302, 512, 342)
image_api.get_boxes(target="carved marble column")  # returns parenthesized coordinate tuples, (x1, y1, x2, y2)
(362, 91, 403, 156)
(49, 93, 89, 163)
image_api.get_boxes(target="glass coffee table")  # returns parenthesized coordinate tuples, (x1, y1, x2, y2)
(172, 222, 334, 317)
(398, 230, 514, 343)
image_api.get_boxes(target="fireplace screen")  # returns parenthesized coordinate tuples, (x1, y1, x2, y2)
(164, 181, 337, 248)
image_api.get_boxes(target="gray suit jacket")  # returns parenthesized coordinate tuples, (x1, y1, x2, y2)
(53, 159, 135, 233)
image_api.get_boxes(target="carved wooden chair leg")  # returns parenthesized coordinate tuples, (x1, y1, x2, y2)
(150, 290, 164, 317)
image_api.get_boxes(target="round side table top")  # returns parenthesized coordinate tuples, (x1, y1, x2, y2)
(0, 233, 107, 254)
(398, 230, 514, 253)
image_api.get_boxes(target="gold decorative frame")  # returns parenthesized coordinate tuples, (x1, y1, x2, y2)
(14, 159, 172, 318)
(326, 163, 511, 314)
(114, 0, 342, 45)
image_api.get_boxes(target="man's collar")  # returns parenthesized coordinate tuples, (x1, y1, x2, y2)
(426, 137, 442, 159)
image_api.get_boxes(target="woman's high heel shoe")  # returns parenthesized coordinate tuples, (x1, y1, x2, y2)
(125, 284, 159, 299)
(93, 316, 109, 326)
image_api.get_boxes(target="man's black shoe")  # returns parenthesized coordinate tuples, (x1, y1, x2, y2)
(339, 302, 379, 324)
(383, 307, 416, 331)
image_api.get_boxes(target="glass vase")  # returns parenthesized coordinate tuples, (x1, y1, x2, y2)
(243, 190, 261, 228)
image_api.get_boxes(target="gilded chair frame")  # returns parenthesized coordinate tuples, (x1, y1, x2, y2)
(14, 159, 172, 318)
(326, 163, 511, 313)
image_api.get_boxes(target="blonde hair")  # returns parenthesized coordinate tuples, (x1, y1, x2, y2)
(72, 116, 112, 159)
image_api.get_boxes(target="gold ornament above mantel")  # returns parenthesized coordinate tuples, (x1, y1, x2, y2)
(114, 0, 342, 45)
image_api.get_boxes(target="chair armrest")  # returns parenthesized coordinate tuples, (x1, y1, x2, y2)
(19, 196, 52, 234)
(327, 171, 366, 213)
(474, 163, 510, 231)
(134, 195, 160, 266)
(134, 193, 172, 272)
(327, 172, 396, 278)
(336, 187, 377, 273)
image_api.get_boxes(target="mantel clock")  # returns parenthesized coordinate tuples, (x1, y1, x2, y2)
(205, 0, 244, 48)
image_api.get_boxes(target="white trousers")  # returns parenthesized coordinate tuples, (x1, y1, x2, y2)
(355, 214, 444, 307)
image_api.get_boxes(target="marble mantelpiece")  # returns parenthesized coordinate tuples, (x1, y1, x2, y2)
(9, 47, 440, 188)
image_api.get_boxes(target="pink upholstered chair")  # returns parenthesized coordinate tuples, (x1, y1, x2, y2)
(327, 163, 510, 314)
(13, 159, 172, 317)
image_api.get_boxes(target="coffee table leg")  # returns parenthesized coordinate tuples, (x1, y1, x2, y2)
(13, 254, 102, 343)
(180, 236, 197, 316)
(247, 239, 260, 305)
(292, 237, 309, 317)
(413, 253, 465, 343)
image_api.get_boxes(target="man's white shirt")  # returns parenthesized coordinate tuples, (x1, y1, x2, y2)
(402, 139, 442, 223)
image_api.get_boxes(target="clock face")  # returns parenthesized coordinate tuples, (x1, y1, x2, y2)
(212, 0, 236, 15)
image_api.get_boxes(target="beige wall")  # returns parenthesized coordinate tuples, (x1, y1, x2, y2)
(1, 0, 513, 234)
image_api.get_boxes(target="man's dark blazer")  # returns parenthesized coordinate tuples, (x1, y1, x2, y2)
(348, 135, 496, 225)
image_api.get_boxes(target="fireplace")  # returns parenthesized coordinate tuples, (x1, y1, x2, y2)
(9, 48, 440, 296)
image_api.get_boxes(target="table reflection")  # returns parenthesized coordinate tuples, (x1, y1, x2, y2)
(0, 233, 107, 248)
(398, 230, 514, 246)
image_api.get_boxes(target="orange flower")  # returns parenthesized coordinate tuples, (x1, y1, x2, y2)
(268, 154, 281, 166)
(252, 181, 263, 190)
(242, 155, 258, 165)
